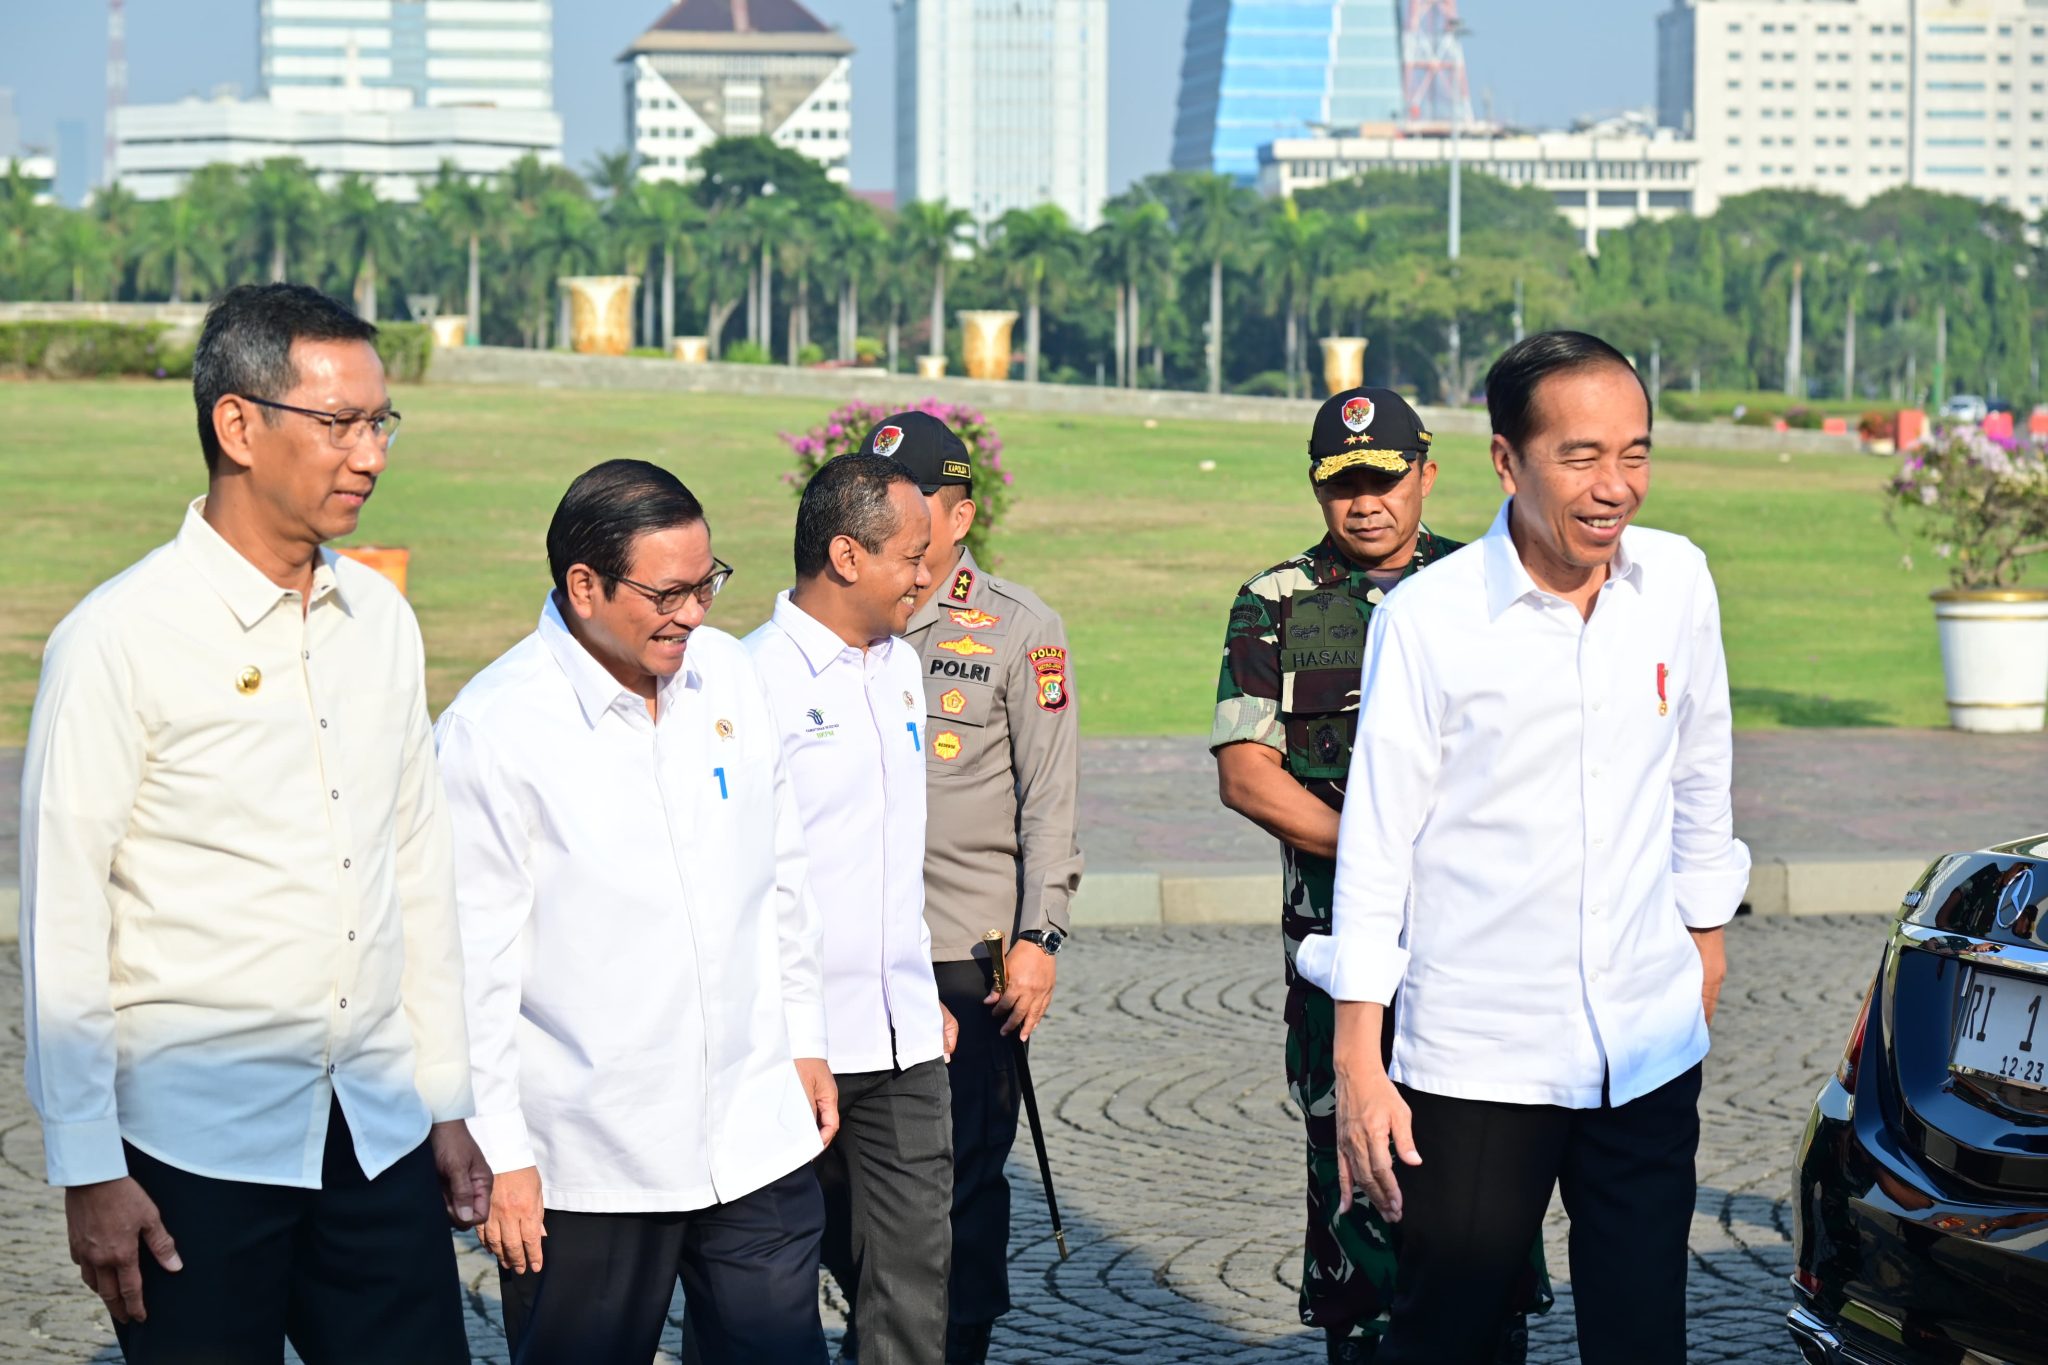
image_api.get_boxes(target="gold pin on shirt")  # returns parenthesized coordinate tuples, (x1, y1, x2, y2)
(716, 719, 735, 740)
(235, 666, 262, 695)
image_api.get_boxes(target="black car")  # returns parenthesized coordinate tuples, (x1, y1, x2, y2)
(1790, 836, 2048, 1364)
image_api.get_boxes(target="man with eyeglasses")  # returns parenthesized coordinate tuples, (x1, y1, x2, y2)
(436, 459, 838, 1363)
(20, 282, 487, 1362)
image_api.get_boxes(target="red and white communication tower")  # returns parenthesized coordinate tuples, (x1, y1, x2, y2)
(1402, 0, 1473, 130)
(105, 0, 126, 187)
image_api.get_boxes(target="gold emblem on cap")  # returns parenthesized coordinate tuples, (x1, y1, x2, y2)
(1314, 449, 1411, 480)
(716, 719, 735, 740)
(234, 666, 262, 695)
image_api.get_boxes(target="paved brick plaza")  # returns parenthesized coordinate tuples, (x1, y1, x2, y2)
(2, 915, 1879, 1363)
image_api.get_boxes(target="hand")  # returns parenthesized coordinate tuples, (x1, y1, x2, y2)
(1690, 926, 1728, 1026)
(795, 1057, 840, 1147)
(940, 1004, 959, 1060)
(988, 941, 1057, 1041)
(1333, 1066, 1422, 1223)
(65, 1176, 181, 1325)
(477, 1166, 546, 1275)
(430, 1120, 493, 1229)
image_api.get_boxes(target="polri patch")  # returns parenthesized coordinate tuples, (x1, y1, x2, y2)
(933, 730, 963, 761)
(1029, 645, 1070, 714)
(940, 688, 967, 715)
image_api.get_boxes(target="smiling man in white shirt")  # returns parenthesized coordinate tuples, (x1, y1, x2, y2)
(437, 460, 837, 1364)
(746, 453, 956, 1365)
(20, 283, 487, 1363)
(1314, 331, 1752, 1365)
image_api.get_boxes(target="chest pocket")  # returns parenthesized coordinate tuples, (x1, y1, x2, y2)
(1278, 590, 1369, 781)
(924, 676, 994, 774)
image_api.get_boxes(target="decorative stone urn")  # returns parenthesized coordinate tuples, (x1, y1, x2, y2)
(1320, 336, 1369, 395)
(916, 354, 949, 379)
(1931, 587, 2048, 732)
(333, 545, 410, 597)
(958, 310, 1019, 382)
(671, 335, 710, 364)
(428, 316, 468, 351)
(559, 275, 639, 356)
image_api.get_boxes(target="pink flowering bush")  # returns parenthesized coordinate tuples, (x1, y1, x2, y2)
(1886, 424, 2048, 588)
(780, 399, 1013, 566)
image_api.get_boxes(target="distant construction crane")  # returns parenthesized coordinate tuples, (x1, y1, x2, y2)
(1402, 0, 1473, 129)
(105, 0, 126, 187)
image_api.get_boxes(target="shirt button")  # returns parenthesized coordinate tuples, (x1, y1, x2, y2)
(338, 998, 348, 1009)
(328, 1064, 336, 1075)
(347, 931, 356, 942)
(1589, 969, 1602, 981)
(320, 719, 328, 729)
(1589, 767, 1603, 780)
(303, 650, 310, 660)
(330, 789, 340, 800)
(1592, 700, 1605, 712)
(342, 858, 351, 869)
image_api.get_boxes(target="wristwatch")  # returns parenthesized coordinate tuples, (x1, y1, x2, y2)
(1017, 929, 1065, 957)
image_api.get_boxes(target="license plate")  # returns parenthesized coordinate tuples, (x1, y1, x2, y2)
(1951, 969, 2048, 1091)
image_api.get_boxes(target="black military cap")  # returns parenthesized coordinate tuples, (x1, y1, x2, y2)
(860, 411, 973, 494)
(1308, 387, 1434, 483)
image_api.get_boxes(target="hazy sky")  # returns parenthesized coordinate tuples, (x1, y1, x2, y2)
(1, 1, 1669, 193)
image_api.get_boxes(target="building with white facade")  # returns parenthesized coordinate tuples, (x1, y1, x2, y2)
(8, 153, 59, 205)
(111, 96, 560, 201)
(1658, 0, 2048, 216)
(1258, 121, 1703, 252)
(895, 0, 1110, 230)
(621, 0, 853, 185)
(261, 0, 555, 112)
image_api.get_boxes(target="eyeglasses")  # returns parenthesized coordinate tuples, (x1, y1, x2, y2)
(241, 396, 403, 451)
(613, 559, 735, 613)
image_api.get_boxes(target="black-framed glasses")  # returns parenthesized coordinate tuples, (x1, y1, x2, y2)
(614, 559, 735, 613)
(241, 396, 403, 451)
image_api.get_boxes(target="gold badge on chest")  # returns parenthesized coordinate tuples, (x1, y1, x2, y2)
(235, 666, 263, 696)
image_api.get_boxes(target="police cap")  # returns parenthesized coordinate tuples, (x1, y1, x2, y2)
(1308, 387, 1434, 483)
(860, 411, 973, 494)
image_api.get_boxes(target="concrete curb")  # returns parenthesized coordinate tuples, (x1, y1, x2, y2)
(0, 854, 1928, 947)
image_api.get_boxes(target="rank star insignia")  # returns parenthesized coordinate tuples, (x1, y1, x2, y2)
(947, 568, 976, 604)
(937, 635, 995, 657)
(1344, 433, 1373, 445)
(940, 688, 967, 715)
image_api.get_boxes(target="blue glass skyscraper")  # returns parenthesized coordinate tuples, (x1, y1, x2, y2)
(1172, 0, 1405, 181)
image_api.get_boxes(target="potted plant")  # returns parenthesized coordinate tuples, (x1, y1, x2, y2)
(1887, 425, 2048, 731)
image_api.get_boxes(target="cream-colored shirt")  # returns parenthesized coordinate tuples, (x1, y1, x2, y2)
(19, 499, 472, 1188)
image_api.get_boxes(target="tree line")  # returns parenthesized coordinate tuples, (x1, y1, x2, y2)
(4, 135, 2044, 409)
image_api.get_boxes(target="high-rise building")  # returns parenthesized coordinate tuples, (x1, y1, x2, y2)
(1659, 0, 2048, 217)
(1173, 0, 1405, 180)
(621, 0, 854, 185)
(895, 0, 1110, 230)
(260, 0, 555, 112)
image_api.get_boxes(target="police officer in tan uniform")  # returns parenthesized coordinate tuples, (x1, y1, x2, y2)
(825, 410, 1082, 1364)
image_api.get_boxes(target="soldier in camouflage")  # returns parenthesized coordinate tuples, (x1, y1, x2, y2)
(1211, 388, 1551, 1364)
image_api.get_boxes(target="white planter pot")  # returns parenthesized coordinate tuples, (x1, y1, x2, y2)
(1932, 588, 2048, 732)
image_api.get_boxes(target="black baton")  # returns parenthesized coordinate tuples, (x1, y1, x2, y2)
(985, 930, 1070, 1260)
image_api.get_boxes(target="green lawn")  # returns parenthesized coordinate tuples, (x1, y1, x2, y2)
(0, 379, 1950, 744)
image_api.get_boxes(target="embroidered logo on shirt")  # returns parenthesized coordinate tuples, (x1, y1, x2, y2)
(803, 708, 839, 740)
(235, 666, 262, 695)
(937, 635, 995, 658)
(1030, 646, 1070, 714)
(806, 708, 825, 727)
(940, 688, 967, 715)
(933, 730, 963, 761)
(947, 608, 1001, 629)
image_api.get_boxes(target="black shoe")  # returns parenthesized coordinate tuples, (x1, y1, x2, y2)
(1495, 1315, 1529, 1365)
(1325, 1328, 1379, 1365)
(945, 1321, 994, 1364)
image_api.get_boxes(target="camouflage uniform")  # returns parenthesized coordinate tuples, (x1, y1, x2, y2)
(1213, 531, 1555, 1345)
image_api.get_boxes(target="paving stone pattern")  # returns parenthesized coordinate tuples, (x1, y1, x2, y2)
(1, 915, 1879, 1363)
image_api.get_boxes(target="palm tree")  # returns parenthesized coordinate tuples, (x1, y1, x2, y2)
(605, 180, 662, 345)
(89, 182, 143, 300)
(1181, 174, 1246, 394)
(776, 210, 822, 365)
(242, 159, 323, 283)
(642, 181, 704, 348)
(1257, 200, 1320, 399)
(47, 213, 109, 302)
(697, 206, 752, 358)
(819, 196, 884, 362)
(328, 174, 399, 321)
(519, 190, 600, 348)
(134, 193, 223, 303)
(990, 203, 1079, 384)
(740, 194, 793, 352)
(1834, 239, 1874, 401)
(422, 163, 502, 341)
(1093, 200, 1172, 388)
(584, 149, 637, 202)
(898, 199, 973, 361)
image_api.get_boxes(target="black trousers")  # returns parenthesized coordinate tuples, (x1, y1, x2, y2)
(1377, 1064, 1703, 1365)
(503, 1164, 826, 1365)
(933, 958, 1023, 1331)
(816, 1057, 955, 1365)
(113, 1097, 467, 1365)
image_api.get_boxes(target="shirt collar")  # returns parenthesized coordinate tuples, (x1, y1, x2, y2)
(772, 589, 883, 675)
(539, 592, 695, 728)
(177, 497, 344, 629)
(1480, 498, 1643, 620)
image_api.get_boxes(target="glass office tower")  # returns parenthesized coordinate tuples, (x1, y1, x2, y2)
(1172, 0, 1404, 180)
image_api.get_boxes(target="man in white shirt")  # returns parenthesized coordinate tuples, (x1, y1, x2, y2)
(19, 283, 488, 1363)
(437, 460, 837, 1363)
(1315, 331, 1752, 1365)
(746, 454, 957, 1365)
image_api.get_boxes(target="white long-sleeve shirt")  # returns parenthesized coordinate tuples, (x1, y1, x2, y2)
(20, 499, 471, 1188)
(1296, 500, 1753, 1108)
(745, 593, 944, 1075)
(436, 599, 828, 1213)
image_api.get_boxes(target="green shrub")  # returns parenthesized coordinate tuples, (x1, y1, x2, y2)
(626, 346, 667, 359)
(721, 340, 772, 365)
(1734, 406, 1781, 427)
(1783, 406, 1830, 430)
(373, 322, 433, 383)
(1232, 370, 1294, 398)
(854, 336, 885, 366)
(798, 343, 826, 366)
(0, 322, 177, 378)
